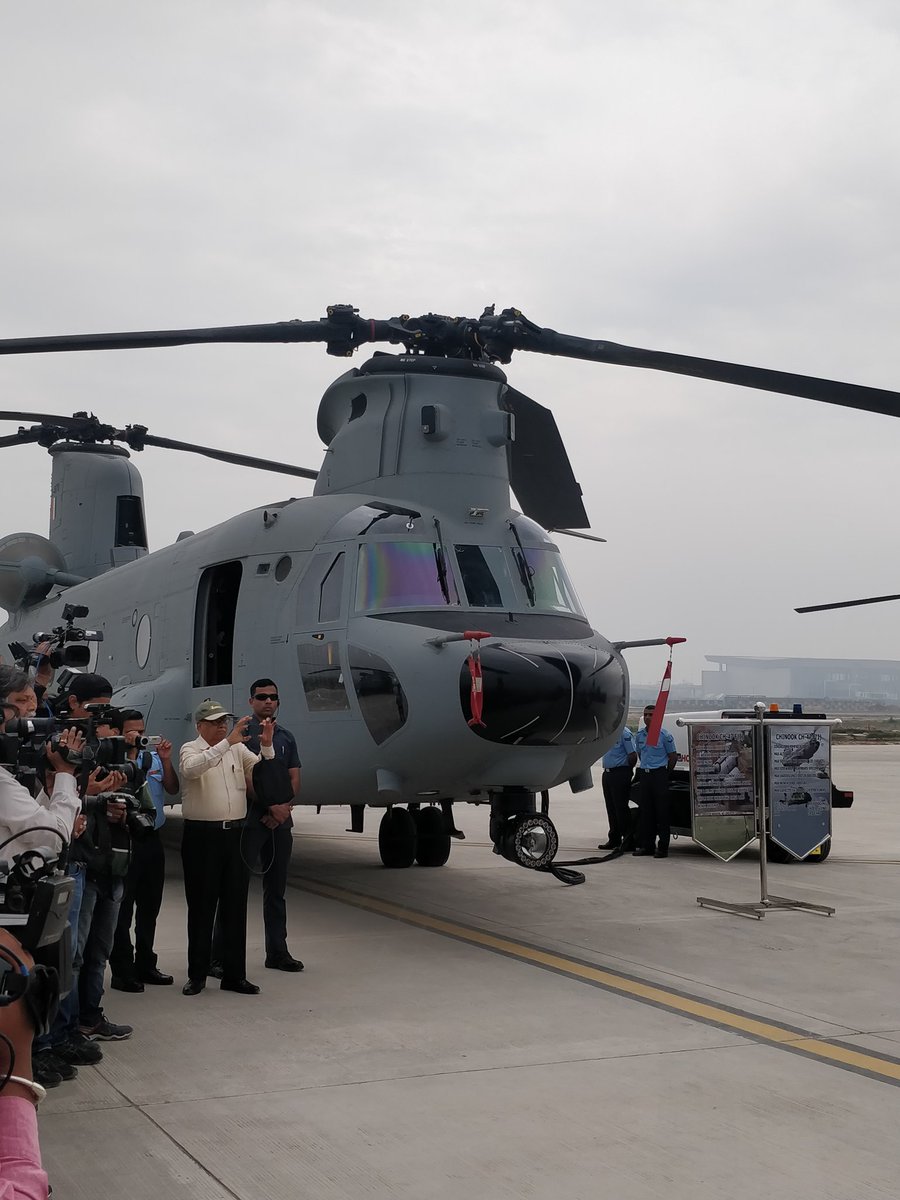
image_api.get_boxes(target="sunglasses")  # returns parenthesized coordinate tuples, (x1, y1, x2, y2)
(253, 693, 279, 702)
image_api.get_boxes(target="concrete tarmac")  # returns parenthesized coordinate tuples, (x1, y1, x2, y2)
(38, 745, 900, 1199)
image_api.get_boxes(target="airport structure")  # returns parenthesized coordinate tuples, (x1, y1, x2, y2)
(701, 655, 900, 705)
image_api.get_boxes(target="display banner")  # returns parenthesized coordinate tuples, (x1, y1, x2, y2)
(767, 724, 832, 859)
(688, 722, 757, 861)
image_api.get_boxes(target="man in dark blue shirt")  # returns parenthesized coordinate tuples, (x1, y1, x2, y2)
(212, 678, 303, 974)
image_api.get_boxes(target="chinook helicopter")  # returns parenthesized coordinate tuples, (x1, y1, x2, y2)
(1, 305, 899, 874)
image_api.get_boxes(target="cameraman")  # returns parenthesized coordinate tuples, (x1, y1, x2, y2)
(0, 669, 83, 854)
(109, 710, 179, 991)
(73, 708, 153, 1043)
(0, 928, 50, 1200)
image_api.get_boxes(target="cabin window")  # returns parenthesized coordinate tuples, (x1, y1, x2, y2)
(193, 561, 242, 687)
(297, 639, 350, 712)
(355, 542, 459, 612)
(348, 646, 408, 744)
(296, 552, 345, 625)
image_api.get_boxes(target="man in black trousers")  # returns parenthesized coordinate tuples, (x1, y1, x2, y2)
(179, 699, 275, 996)
(212, 678, 303, 975)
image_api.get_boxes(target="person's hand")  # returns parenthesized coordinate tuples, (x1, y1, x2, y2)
(0, 929, 38, 1104)
(86, 768, 127, 795)
(227, 716, 252, 747)
(73, 812, 87, 839)
(258, 718, 275, 750)
(45, 727, 85, 774)
(267, 802, 292, 826)
(105, 799, 128, 825)
(33, 640, 54, 688)
(261, 813, 279, 829)
(157, 738, 173, 762)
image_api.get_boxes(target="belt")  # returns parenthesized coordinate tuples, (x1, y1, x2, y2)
(604, 764, 632, 771)
(185, 818, 245, 829)
(639, 767, 667, 773)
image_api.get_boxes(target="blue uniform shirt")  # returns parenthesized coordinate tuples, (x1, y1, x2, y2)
(144, 750, 167, 830)
(603, 727, 637, 768)
(635, 724, 676, 769)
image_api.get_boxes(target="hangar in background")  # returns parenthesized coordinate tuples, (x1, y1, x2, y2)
(702, 656, 900, 704)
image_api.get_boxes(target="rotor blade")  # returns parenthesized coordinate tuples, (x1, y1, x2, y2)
(795, 593, 900, 613)
(0, 410, 87, 425)
(548, 528, 607, 543)
(0, 429, 46, 449)
(510, 325, 900, 418)
(138, 433, 318, 480)
(504, 388, 590, 529)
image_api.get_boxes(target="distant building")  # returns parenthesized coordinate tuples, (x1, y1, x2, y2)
(702, 656, 900, 704)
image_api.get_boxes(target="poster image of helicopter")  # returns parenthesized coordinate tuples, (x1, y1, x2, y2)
(1, 307, 899, 877)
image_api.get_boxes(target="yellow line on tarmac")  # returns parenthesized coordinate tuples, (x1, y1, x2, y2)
(297, 877, 900, 1087)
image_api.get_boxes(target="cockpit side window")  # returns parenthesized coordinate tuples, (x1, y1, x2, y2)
(355, 542, 460, 612)
(517, 547, 585, 617)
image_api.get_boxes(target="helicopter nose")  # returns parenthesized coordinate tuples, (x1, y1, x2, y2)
(459, 640, 626, 746)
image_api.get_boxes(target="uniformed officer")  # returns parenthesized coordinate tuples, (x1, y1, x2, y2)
(634, 704, 677, 858)
(598, 725, 637, 849)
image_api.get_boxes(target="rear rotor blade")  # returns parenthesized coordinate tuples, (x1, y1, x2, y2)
(137, 433, 318, 480)
(795, 593, 900, 613)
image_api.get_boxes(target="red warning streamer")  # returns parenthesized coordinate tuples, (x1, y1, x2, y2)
(464, 630, 490, 728)
(646, 636, 686, 747)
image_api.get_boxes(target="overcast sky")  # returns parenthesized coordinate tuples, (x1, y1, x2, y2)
(2, 1, 899, 685)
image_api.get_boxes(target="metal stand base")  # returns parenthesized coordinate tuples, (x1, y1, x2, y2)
(697, 894, 835, 920)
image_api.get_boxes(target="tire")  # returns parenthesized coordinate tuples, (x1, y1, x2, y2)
(765, 837, 793, 864)
(804, 838, 832, 863)
(414, 806, 451, 867)
(378, 808, 417, 868)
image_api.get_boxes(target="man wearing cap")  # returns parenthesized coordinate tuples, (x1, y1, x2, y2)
(179, 700, 275, 996)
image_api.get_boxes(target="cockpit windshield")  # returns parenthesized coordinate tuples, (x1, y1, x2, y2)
(519, 547, 584, 616)
(356, 542, 460, 611)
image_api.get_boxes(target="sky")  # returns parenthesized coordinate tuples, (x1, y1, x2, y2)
(2, 0, 899, 686)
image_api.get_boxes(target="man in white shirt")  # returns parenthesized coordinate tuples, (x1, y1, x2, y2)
(179, 699, 274, 996)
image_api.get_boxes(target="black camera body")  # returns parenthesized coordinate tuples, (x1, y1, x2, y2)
(7, 602, 103, 673)
(0, 850, 76, 952)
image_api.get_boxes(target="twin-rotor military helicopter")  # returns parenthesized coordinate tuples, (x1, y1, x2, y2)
(1, 305, 899, 876)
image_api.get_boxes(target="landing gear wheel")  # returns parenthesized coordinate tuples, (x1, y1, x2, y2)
(501, 813, 559, 869)
(378, 808, 417, 868)
(415, 806, 451, 867)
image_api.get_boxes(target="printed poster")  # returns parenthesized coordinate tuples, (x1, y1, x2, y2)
(766, 724, 831, 859)
(689, 723, 757, 861)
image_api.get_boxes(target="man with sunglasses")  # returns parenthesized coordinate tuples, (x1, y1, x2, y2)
(211, 679, 302, 976)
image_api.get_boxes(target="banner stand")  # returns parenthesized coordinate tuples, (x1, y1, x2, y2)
(691, 704, 837, 920)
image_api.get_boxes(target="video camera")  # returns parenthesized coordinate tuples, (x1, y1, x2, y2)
(0, 703, 130, 793)
(7, 602, 103, 672)
(0, 846, 74, 1035)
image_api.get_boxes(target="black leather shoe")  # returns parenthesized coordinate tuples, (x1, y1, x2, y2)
(110, 976, 144, 993)
(209, 963, 224, 980)
(182, 979, 206, 996)
(632, 848, 653, 856)
(220, 978, 260, 995)
(654, 850, 669, 858)
(139, 968, 174, 986)
(598, 841, 620, 851)
(265, 955, 304, 972)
